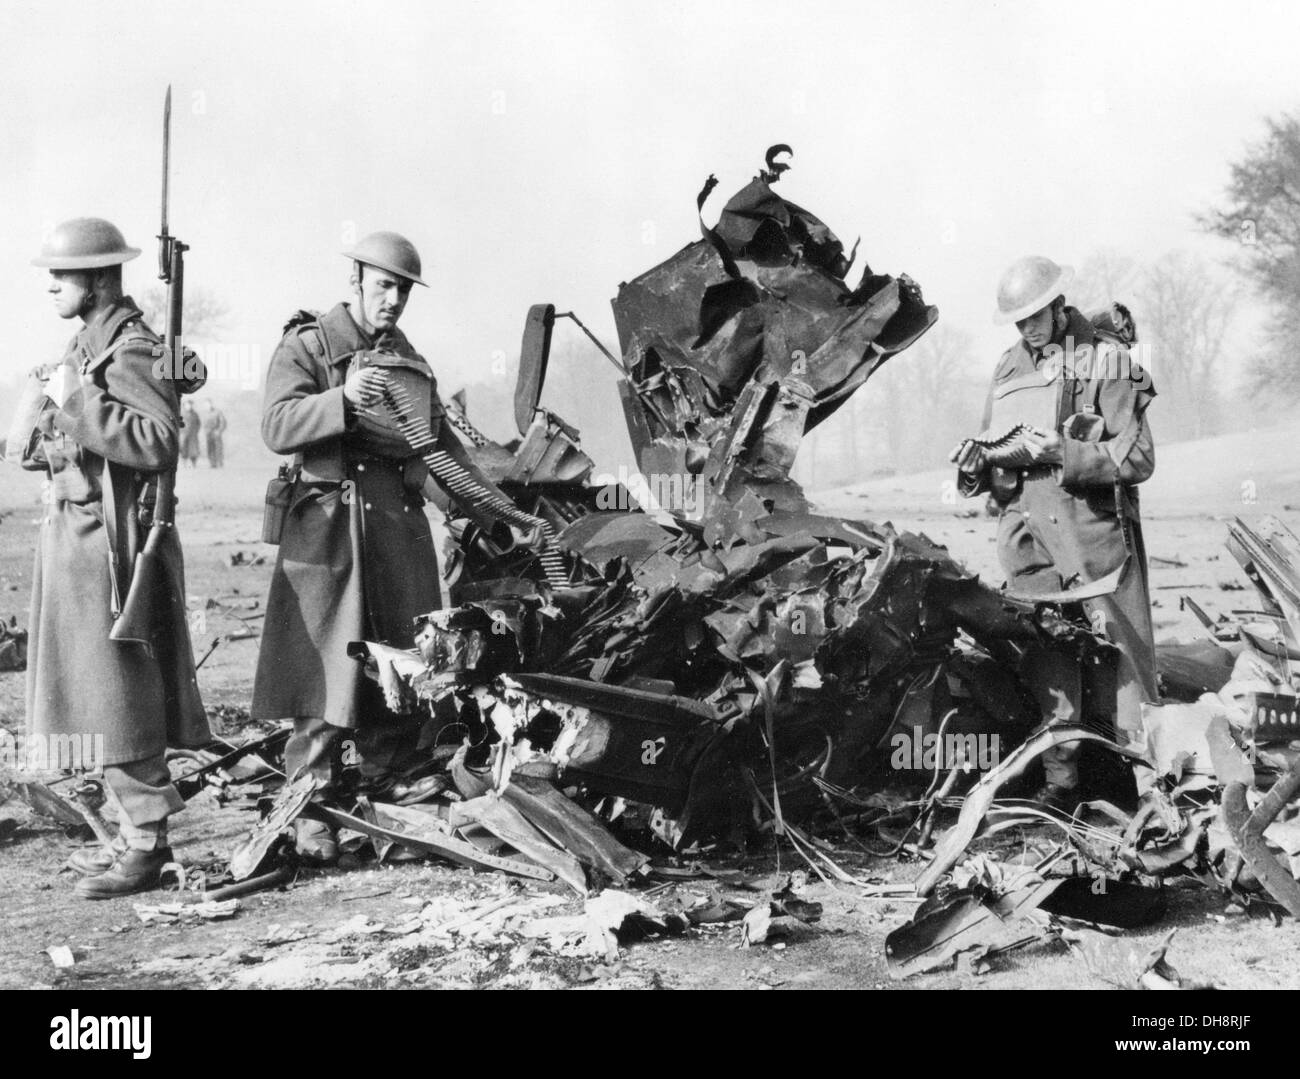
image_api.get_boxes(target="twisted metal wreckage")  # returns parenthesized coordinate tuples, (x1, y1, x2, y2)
(14, 149, 1300, 980)
(340, 149, 1111, 852)
(227, 151, 1300, 975)
(319, 164, 1118, 859)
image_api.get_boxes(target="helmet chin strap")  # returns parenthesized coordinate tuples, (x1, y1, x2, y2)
(350, 263, 375, 336)
(1049, 296, 1069, 341)
(78, 270, 123, 323)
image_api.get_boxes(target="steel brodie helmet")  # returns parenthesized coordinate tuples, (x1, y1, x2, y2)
(342, 231, 427, 287)
(33, 218, 142, 270)
(993, 255, 1074, 325)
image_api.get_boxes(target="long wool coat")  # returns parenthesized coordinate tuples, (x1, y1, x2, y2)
(252, 303, 496, 730)
(12, 299, 209, 766)
(960, 306, 1159, 729)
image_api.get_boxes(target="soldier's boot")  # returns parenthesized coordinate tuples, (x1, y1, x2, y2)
(75, 847, 173, 900)
(67, 835, 128, 876)
(1032, 745, 1080, 813)
(75, 817, 172, 899)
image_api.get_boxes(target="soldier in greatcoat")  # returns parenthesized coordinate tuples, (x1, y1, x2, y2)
(252, 230, 521, 862)
(951, 256, 1158, 807)
(6, 218, 209, 897)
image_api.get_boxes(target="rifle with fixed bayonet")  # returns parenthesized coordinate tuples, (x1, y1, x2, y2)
(110, 85, 189, 645)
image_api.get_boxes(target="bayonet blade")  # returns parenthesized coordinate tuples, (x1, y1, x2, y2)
(160, 85, 171, 237)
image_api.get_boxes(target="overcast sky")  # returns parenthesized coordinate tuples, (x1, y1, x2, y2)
(2, 0, 1296, 427)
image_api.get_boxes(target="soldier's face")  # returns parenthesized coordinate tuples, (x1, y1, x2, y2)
(1015, 304, 1055, 350)
(355, 265, 412, 333)
(47, 270, 93, 320)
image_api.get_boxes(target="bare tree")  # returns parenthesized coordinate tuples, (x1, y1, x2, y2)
(1071, 248, 1140, 314)
(1135, 251, 1239, 440)
(138, 286, 231, 340)
(875, 323, 982, 473)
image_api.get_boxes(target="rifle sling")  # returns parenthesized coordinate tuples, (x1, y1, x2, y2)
(88, 332, 175, 625)
(101, 458, 125, 620)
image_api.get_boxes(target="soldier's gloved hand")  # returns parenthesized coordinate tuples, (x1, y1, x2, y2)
(343, 367, 387, 409)
(1023, 428, 1064, 466)
(949, 440, 986, 474)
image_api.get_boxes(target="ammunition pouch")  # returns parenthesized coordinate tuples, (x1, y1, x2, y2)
(1062, 409, 1105, 445)
(262, 463, 300, 545)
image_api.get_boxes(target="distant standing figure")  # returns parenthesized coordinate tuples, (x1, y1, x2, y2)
(200, 400, 227, 467)
(179, 398, 201, 467)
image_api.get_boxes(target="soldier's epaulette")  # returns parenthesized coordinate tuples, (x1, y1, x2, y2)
(993, 347, 1020, 380)
(120, 317, 161, 343)
(282, 309, 323, 336)
(281, 309, 329, 361)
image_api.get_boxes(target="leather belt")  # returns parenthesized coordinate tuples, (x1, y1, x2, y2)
(345, 451, 404, 469)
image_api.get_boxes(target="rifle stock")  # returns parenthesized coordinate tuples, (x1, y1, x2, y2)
(108, 469, 175, 645)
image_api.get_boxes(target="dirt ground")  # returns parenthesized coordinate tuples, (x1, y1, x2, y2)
(2, 424, 1299, 991)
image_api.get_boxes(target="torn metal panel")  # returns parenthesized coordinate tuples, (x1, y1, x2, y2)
(502, 774, 648, 884)
(1227, 515, 1300, 650)
(1037, 876, 1167, 929)
(885, 879, 1061, 979)
(612, 152, 937, 520)
(1222, 754, 1300, 918)
(449, 792, 588, 895)
(229, 771, 321, 881)
(320, 802, 555, 883)
(555, 512, 678, 572)
(504, 410, 594, 486)
(13, 780, 88, 831)
(515, 303, 555, 436)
